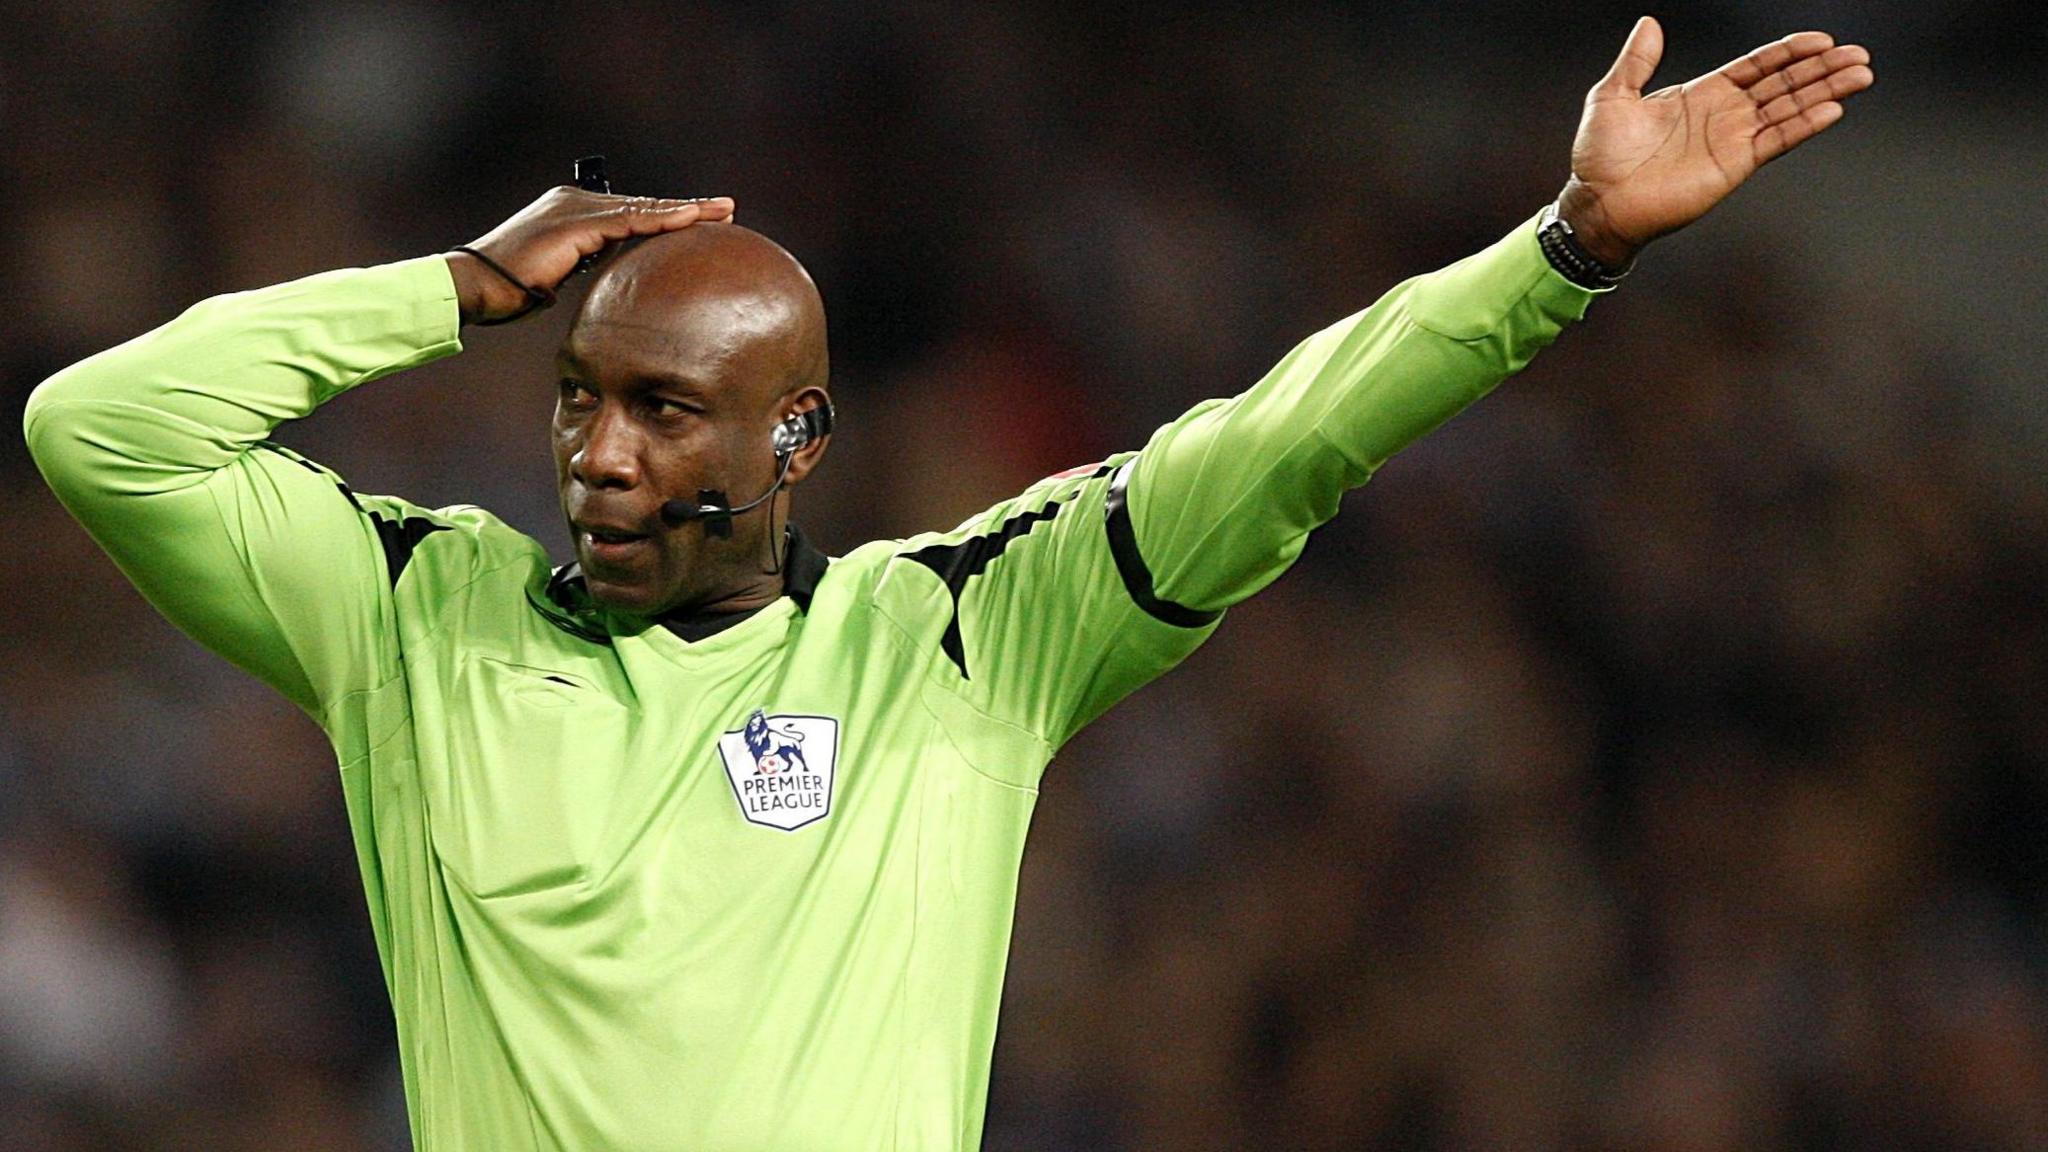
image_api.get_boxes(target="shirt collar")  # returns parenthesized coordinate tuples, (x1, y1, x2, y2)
(531, 525, 831, 643)
(779, 523, 829, 614)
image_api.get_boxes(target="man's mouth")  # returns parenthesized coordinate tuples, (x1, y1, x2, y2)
(575, 522, 656, 567)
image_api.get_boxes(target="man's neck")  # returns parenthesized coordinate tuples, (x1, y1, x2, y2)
(658, 565, 785, 641)
(655, 526, 822, 640)
(557, 526, 825, 642)
(660, 601, 769, 642)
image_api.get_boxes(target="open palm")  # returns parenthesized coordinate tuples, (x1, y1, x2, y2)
(1563, 18, 1874, 265)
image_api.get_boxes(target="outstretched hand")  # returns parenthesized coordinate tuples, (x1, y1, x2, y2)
(448, 187, 737, 325)
(1557, 17, 1874, 268)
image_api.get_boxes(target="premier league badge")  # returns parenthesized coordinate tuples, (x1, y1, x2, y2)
(718, 709, 840, 831)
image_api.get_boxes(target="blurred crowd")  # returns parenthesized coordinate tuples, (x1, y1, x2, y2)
(5, 2, 2048, 1149)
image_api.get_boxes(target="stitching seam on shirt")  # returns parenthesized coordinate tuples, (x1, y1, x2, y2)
(869, 596, 1051, 787)
(1144, 310, 1487, 602)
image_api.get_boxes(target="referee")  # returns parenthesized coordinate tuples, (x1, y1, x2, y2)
(24, 19, 1870, 1151)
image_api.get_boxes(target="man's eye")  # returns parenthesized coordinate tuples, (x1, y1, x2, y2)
(558, 379, 597, 407)
(651, 398, 697, 418)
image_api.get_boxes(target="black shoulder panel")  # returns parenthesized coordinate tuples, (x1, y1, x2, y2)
(527, 565, 614, 646)
(255, 440, 324, 475)
(781, 525, 831, 614)
(904, 500, 1068, 680)
(1103, 460, 1222, 628)
(253, 442, 448, 587)
(369, 513, 451, 586)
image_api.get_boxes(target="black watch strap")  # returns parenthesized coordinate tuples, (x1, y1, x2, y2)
(1536, 202, 1633, 291)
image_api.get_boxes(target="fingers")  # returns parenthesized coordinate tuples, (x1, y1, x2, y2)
(693, 196, 736, 222)
(1719, 30, 1835, 89)
(1594, 15, 1664, 98)
(1746, 43, 1872, 108)
(545, 192, 737, 277)
(459, 188, 739, 322)
(1721, 29, 1869, 169)
(1755, 57, 1874, 128)
(560, 196, 735, 283)
(594, 195, 736, 240)
(1755, 100, 1845, 166)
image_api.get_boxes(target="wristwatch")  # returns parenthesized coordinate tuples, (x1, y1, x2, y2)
(1537, 201, 1633, 290)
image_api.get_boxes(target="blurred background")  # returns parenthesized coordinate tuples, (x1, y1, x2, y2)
(4, 1, 2047, 1148)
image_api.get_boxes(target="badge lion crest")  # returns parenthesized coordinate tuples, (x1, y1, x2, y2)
(717, 709, 840, 831)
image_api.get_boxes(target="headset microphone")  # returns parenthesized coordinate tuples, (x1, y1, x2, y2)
(659, 405, 834, 537)
(659, 472, 785, 538)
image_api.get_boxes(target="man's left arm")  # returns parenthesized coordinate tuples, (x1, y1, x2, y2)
(1146, 17, 1875, 594)
(1127, 18, 1875, 612)
(1117, 215, 1589, 625)
(969, 20, 1875, 748)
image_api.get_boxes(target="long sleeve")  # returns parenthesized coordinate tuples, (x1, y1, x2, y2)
(1124, 211, 1599, 615)
(22, 256, 464, 714)
(891, 213, 1600, 754)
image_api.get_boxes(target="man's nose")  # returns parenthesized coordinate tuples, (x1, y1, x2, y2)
(570, 408, 642, 490)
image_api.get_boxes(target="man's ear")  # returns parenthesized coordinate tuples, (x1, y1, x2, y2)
(780, 386, 832, 488)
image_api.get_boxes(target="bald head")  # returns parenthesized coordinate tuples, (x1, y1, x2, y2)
(568, 223, 828, 406)
(551, 222, 834, 619)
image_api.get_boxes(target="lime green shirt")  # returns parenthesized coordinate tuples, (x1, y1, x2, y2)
(24, 217, 1594, 1151)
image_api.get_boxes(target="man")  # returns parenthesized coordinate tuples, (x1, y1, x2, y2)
(24, 18, 1871, 1151)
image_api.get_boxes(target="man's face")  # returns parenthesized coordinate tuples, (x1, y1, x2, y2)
(552, 295, 793, 617)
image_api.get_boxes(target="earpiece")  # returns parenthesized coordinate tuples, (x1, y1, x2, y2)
(660, 402, 836, 533)
(771, 403, 835, 457)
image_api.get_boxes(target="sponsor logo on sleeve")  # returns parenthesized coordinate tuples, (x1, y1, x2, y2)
(717, 709, 839, 831)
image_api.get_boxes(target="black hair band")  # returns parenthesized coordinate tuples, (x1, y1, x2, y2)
(450, 245, 556, 326)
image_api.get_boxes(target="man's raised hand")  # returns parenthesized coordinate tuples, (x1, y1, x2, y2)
(447, 187, 736, 325)
(1556, 17, 1874, 269)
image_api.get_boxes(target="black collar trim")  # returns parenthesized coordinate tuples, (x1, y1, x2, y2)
(780, 524, 829, 614)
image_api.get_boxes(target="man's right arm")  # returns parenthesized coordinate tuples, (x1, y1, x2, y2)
(24, 186, 736, 716)
(23, 258, 464, 713)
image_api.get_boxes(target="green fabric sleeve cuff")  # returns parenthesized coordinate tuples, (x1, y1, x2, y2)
(393, 253, 465, 354)
(1403, 211, 1603, 342)
(297, 253, 466, 400)
(1515, 209, 1611, 320)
